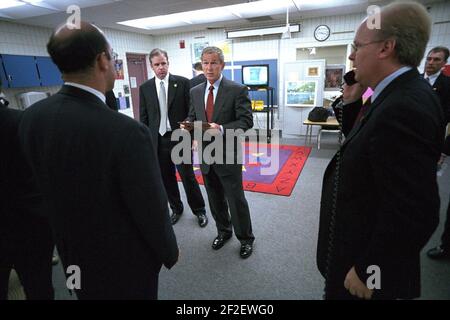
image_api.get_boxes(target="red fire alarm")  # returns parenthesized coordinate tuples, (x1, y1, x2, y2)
(179, 40, 185, 49)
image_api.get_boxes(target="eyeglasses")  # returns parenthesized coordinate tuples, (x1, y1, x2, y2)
(110, 49, 118, 60)
(104, 49, 118, 61)
(351, 40, 385, 53)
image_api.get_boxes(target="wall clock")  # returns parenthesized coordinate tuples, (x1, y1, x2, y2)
(314, 25, 330, 42)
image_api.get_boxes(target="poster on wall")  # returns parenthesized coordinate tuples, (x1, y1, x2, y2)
(114, 59, 124, 80)
(307, 67, 319, 77)
(214, 40, 233, 62)
(324, 65, 345, 90)
(285, 80, 318, 106)
(192, 42, 209, 63)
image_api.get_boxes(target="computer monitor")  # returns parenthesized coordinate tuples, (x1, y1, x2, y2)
(241, 64, 269, 88)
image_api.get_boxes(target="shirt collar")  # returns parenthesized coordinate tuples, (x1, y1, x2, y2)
(206, 74, 223, 91)
(157, 74, 169, 85)
(425, 70, 441, 85)
(371, 66, 412, 103)
(65, 82, 106, 103)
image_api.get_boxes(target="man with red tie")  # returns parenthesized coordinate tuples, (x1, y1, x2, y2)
(183, 46, 255, 259)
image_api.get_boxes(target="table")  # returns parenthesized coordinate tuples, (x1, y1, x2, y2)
(303, 117, 340, 148)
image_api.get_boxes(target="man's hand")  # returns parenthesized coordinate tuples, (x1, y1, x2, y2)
(344, 266, 373, 299)
(342, 83, 367, 105)
(192, 140, 198, 151)
(180, 121, 193, 131)
(206, 122, 222, 136)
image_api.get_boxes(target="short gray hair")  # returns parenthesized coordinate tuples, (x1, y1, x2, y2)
(201, 46, 224, 64)
(375, 1, 431, 67)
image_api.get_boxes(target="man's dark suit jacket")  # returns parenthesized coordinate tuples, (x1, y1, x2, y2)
(431, 72, 450, 123)
(0, 106, 49, 262)
(190, 73, 206, 88)
(18, 85, 178, 299)
(105, 90, 118, 111)
(0, 105, 54, 299)
(188, 77, 253, 175)
(139, 74, 190, 148)
(317, 69, 445, 299)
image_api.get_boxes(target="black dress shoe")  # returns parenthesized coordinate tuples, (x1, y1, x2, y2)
(170, 212, 182, 225)
(212, 234, 232, 250)
(197, 213, 208, 228)
(240, 243, 253, 259)
(427, 246, 450, 260)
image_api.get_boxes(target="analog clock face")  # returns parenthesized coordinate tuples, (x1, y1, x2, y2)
(314, 25, 330, 42)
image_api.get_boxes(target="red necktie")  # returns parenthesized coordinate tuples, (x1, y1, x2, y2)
(206, 85, 214, 122)
(353, 97, 371, 127)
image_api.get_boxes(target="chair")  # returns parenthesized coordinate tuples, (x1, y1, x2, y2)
(317, 125, 341, 150)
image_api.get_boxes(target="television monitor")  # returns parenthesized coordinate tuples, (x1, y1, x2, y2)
(241, 64, 269, 88)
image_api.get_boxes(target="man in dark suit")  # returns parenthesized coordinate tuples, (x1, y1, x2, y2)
(18, 22, 178, 300)
(0, 85, 54, 300)
(183, 46, 255, 259)
(426, 135, 450, 260)
(423, 46, 450, 123)
(140, 48, 207, 227)
(425, 46, 450, 260)
(317, 2, 445, 300)
(190, 62, 206, 88)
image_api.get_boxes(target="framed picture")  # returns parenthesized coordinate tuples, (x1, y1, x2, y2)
(114, 59, 124, 80)
(325, 65, 345, 91)
(285, 80, 318, 106)
(192, 42, 209, 63)
(308, 67, 319, 77)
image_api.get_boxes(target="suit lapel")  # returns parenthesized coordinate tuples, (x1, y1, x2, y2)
(212, 78, 226, 122)
(342, 69, 418, 147)
(167, 74, 176, 112)
(148, 78, 161, 119)
(342, 97, 381, 146)
(196, 83, 207, 121)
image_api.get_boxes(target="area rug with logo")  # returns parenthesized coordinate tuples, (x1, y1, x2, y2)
(176, 143, 311, 196)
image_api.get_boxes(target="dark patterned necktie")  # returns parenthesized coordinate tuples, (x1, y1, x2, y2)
(354, 97, 371, 126)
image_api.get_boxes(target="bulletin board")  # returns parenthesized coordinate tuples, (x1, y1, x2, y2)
(283, 59, 325, 108)
(283, 59, 326, 136)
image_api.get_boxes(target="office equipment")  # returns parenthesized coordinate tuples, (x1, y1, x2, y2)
(242, 64, 269, 89)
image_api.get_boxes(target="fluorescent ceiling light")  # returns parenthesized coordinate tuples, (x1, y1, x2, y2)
(0, 0, 26, 10)
(227, 24, 299, 39)
(117, 0, 297, 31)
(21, 0, 43, 4)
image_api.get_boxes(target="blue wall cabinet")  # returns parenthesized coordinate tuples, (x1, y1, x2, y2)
(1, 54, 41, 88)
(36, 56, 63, 86)
(0, 55, 8, 88)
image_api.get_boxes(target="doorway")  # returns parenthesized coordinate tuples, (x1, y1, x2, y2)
(126, 53, 148, 119)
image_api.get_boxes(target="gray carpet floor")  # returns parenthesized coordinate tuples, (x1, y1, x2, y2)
(30, 134, 450, 300)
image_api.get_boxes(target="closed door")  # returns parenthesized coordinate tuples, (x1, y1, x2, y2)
(126, 53, 147, 119)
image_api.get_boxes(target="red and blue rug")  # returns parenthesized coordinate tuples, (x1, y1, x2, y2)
(177, 144, 311, 196)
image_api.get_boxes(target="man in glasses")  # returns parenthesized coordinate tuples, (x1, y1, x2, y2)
(317, 2, 445, 300)
(18, 22, 178, 299)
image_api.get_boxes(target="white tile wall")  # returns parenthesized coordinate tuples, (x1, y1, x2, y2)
(151, 2, 450, 137)
(1, 1, 449, 126)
